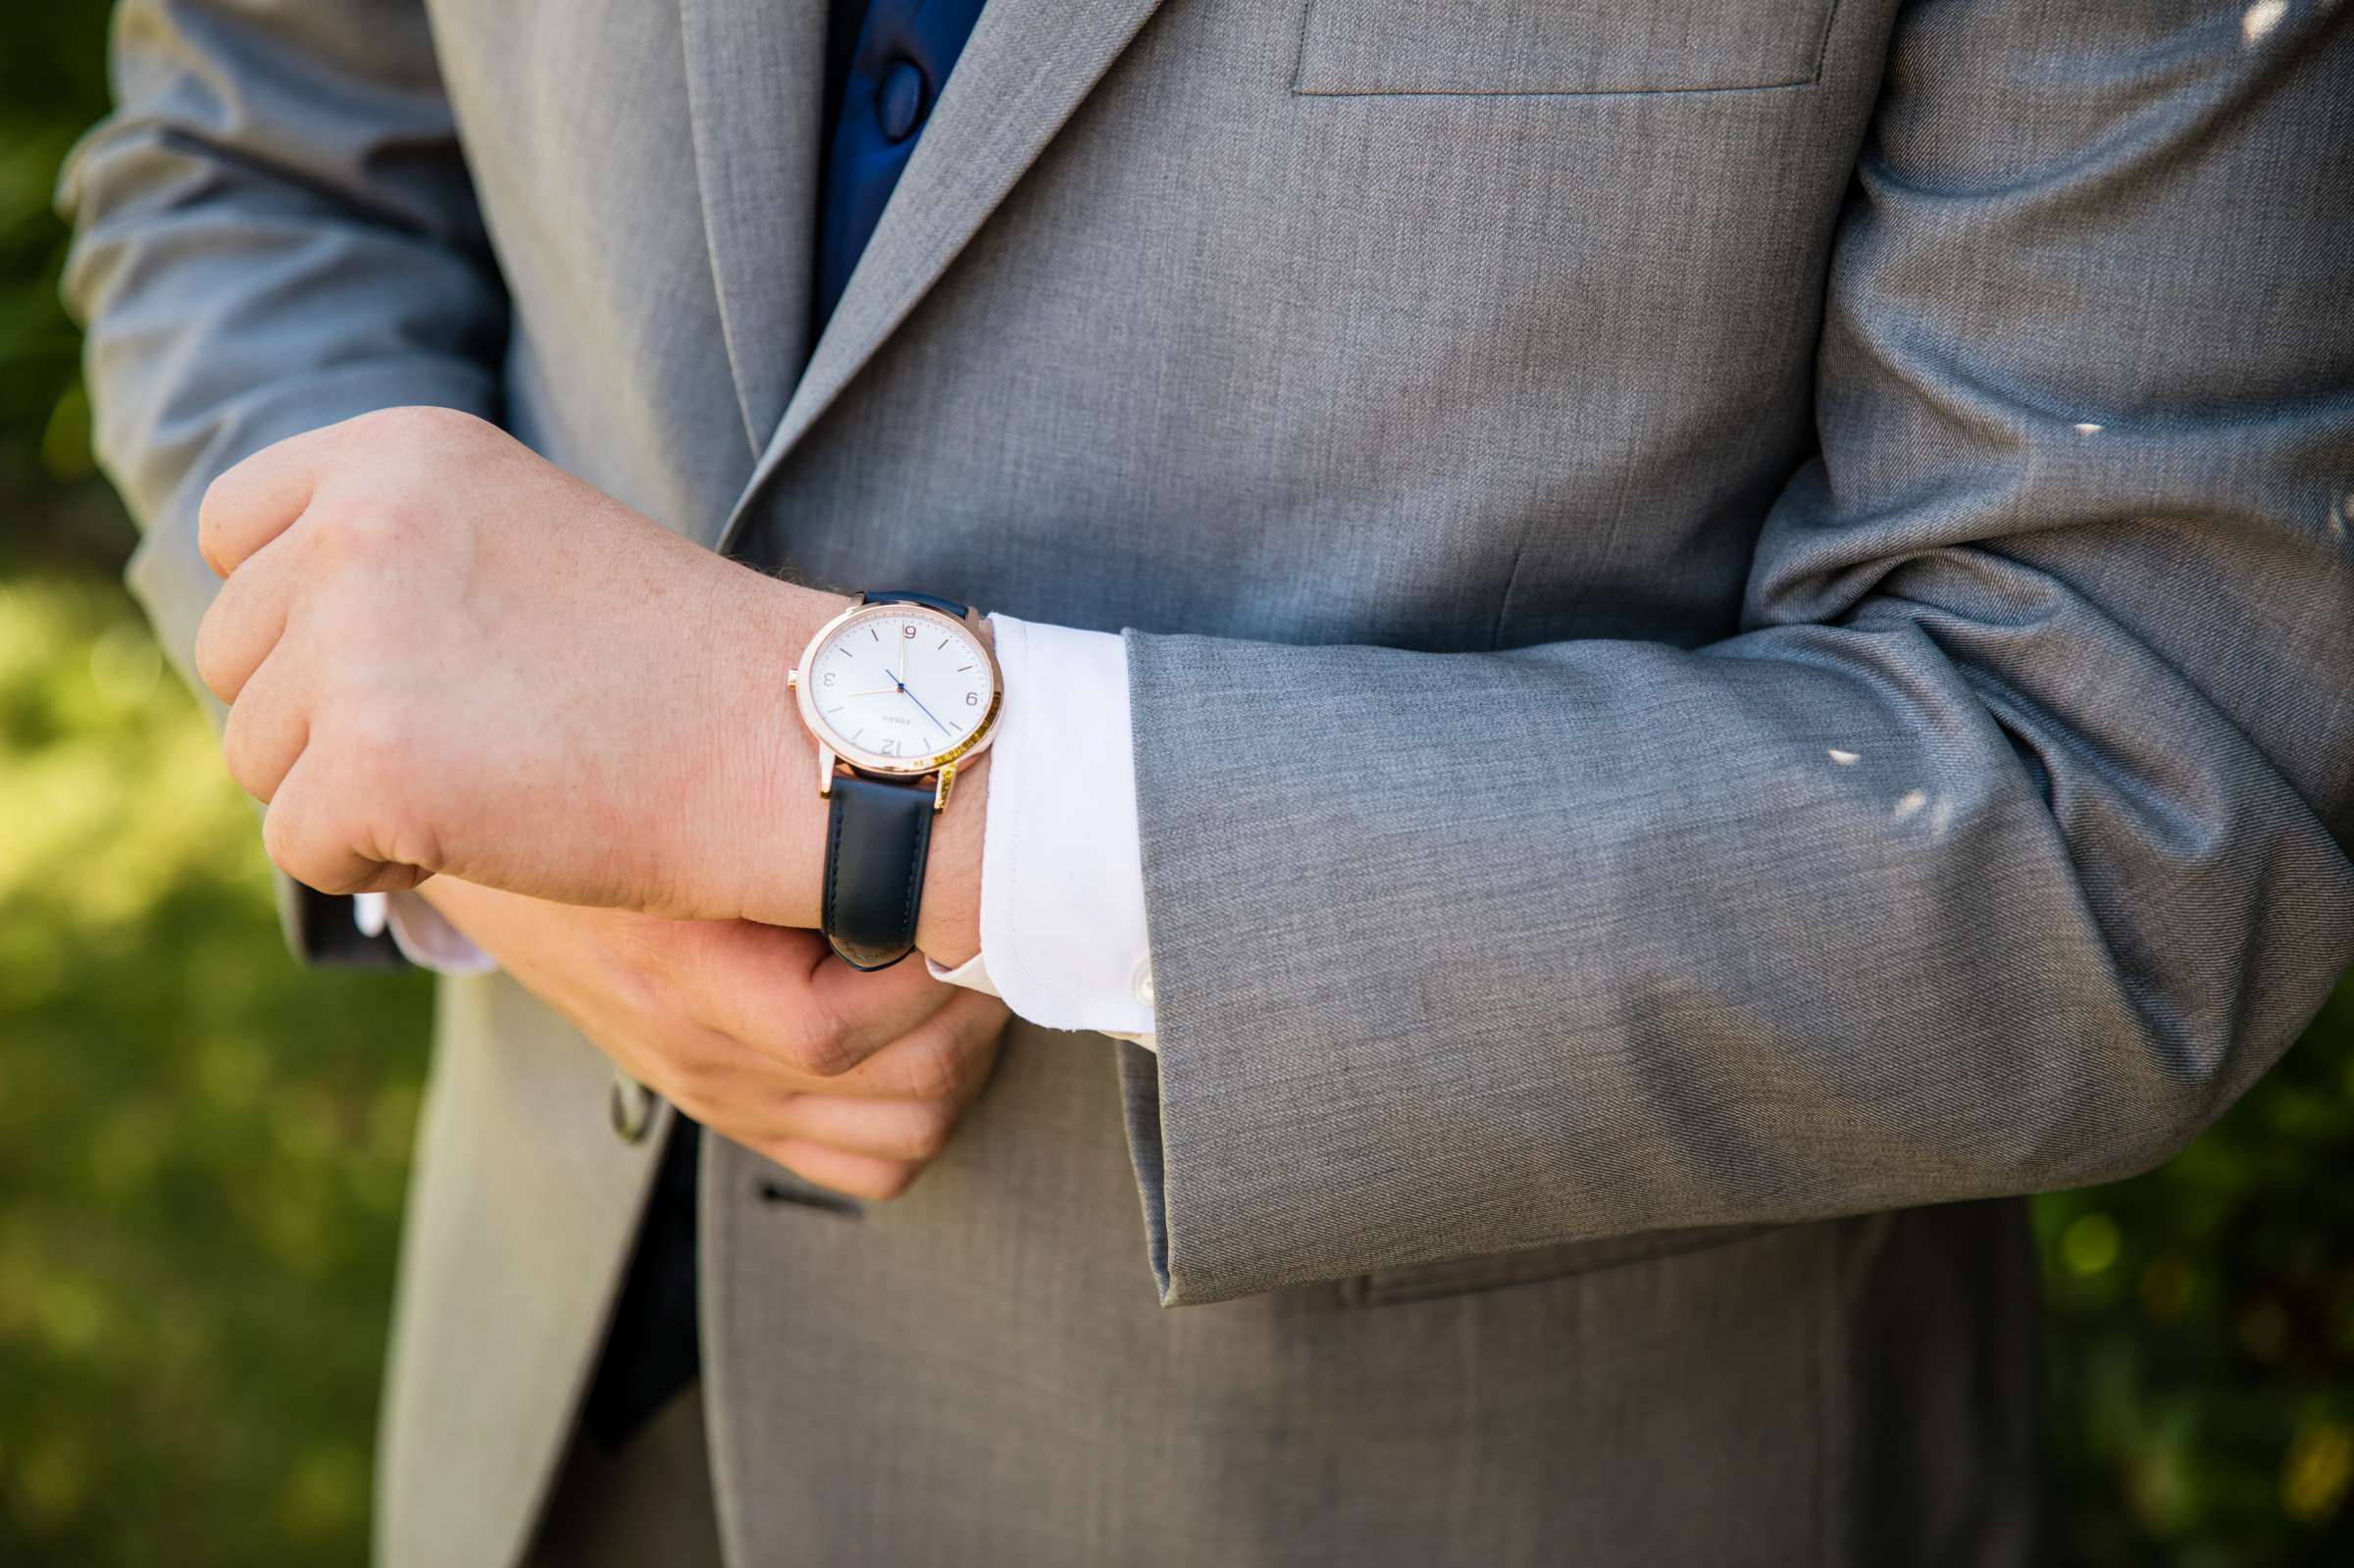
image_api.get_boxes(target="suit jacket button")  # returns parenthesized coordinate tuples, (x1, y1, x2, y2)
(609, 1070, 654, 1143)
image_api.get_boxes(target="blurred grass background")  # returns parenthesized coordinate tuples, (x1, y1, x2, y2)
(3, 9, 434, 1565)
(1, 4, 2349, 1565)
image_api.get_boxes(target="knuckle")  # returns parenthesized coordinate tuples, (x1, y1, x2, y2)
(305, 493, 413, 572)
(259, 796, 301, 869)
(357, 862, 428, 896)
(191, 611, 234, 699)
(374, 818, 446, 884)
(904, 1106, 955, 1161)
(362, 403, 471, 448)
(659, 1039, 726, 1101)
(260, 795, 337, 889)
(195, 531, 225, 582)
(603, 929, 682, 1022)
(902, 1042, 967, 1106)
(899, 1021, 990, 1103)
(218, 706, 264, 798)
(195, 475, 236, 570)
(298, 738, 442, 882)
(787, 1010, 860, 1079)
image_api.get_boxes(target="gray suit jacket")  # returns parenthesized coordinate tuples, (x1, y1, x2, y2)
(64, 0, 2354, 1562)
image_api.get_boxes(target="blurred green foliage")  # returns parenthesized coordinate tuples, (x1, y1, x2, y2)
(0, 3, 2347, 1565)
(0, 1, 109, 536)
(5, 13, 435, 1566)
(2038, 984, 2354, 1566)
(0, 571, 431, 1567)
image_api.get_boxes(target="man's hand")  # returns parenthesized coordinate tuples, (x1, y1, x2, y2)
(418, 878, 1009, 1199)
(189, 406, 984, 961)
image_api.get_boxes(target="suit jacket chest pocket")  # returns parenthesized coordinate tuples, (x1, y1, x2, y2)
(1292, 0, 1840, 97)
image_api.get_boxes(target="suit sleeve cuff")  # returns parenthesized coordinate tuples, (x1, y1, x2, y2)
(923, 613, 1157, 1043)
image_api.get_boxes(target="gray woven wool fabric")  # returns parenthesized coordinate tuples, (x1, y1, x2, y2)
(62, 0, 2354, 1562)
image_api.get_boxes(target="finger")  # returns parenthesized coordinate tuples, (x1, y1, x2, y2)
(788, 943, 969, 1075)
(261, 750, 428, 897)
(819, 988, 1009, 1103)
(198, 425, 341, 577)
(686, 923, 955, 1077)
(192, 520, 306, 702)
(762, 1140, 926, 1202)
(218, 644, 310, 803)
(629, 1030, 784, 1135)
(763, 1093, 963, 1164)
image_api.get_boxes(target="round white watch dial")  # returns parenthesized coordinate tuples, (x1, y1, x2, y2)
(800, 604, 998, 772)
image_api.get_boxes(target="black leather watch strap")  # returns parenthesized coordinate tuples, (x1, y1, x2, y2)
(860, 588, 970, 619)
(820, 772, 936, 970)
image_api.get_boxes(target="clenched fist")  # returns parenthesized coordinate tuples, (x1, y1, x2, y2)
(193, 406, 852, 925)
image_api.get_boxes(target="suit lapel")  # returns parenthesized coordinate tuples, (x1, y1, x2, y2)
(714, 0, 1172, 554)
(678, 0, 830, 492)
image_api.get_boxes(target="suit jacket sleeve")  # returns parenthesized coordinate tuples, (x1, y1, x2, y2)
(60, 0, 507, 966)
(1118, 0, 2354, 1304)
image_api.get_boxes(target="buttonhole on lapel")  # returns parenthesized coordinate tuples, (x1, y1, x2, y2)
(756, 1180, 863, 1218)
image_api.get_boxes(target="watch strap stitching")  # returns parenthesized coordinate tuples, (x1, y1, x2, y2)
(896, 796, 933, 958)
(822, 776, 847, 943)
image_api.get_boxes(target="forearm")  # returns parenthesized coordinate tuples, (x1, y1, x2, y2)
(1111, 0, 2354, 1303)
(1122, 615, 2349, 1298)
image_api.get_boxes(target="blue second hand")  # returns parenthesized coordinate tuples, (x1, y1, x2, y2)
(893, 675, 950, 739)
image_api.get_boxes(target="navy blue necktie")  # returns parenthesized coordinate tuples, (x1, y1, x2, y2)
(815, 0, 992, 329)
(580, 0, 992, 1452)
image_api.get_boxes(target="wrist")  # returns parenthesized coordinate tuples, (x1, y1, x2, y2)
(719, 573, 853, 928)
(721, 577, 990, 964)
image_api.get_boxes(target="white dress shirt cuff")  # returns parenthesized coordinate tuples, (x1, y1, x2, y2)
(354, 889, 498, 975)
(924, 614, 1157, 1045)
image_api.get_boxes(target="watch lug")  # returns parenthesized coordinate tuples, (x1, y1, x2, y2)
(933, 762, 956, 813)
(787, 666, 798, 689)
(817, 744, 836, 798)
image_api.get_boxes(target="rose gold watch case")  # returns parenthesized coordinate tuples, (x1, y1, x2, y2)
(786, 599, 1003, 806)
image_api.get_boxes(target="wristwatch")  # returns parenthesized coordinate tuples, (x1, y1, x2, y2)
(788, 590, 1003, 970)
